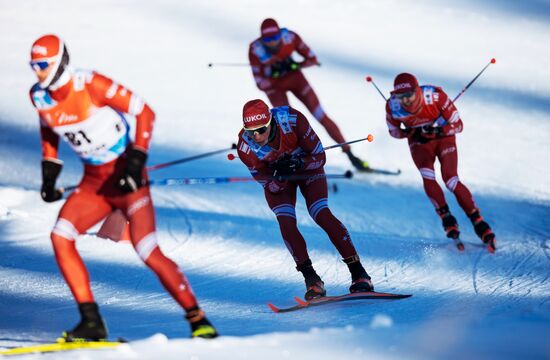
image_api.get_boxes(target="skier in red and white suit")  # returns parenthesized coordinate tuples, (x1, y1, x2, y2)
(29, 34, 217, 340)
(237, 99, 373, 300)
(385, 73, 496, 252)
(248, 18, 370, 171)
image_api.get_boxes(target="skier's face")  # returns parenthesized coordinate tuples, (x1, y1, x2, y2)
(398, 88, 422, 113)
(248, 122, 271, 145)
(262, 32, 282, 52)
(30, 59, 54, 84)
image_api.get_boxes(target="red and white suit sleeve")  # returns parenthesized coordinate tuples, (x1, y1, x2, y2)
(436, 88, 463, 136)
(29, 90, 62, 161)
(248, 44, 269, 90)
(237, 138, 272, 188)
(291, 31, 318, 66)
(385, 101, 408, 139)
(293, 109, 326, 170)
(87, 72, 155, 152)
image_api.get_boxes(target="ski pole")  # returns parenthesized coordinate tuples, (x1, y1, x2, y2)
(323, 135, 374, 150)
(452, 58, 496, 102)
(208, 62, 249, 68)
(147, 143, 237, 171)
(149, 171, 353, 186)
(366, 58, 496, 103)
(365, 76, 387, 101)
(226, 135, 374, 161)
(59, 144, 238, 193)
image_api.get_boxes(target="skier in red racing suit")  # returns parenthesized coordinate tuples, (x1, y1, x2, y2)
(237, 99, 374, 300)
(29, 34, 217, 340)
(249, 18, 370, 171)
(385, 72, 496, 252)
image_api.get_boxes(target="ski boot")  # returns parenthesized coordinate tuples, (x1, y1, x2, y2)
(61, 302, 107, 342)
(437, 205, 464, 251)
(345, 150, 370, 172)
(186, 308, 218, 339)
(469, 209, 496, 253)
(344, 255, 374, 293)
(297, 259, 326, 301)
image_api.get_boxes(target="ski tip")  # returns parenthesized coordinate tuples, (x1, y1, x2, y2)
(267, 303, 280, 313)
(293, 296, 308, 306)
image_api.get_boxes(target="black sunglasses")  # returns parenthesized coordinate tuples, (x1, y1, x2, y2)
(245, 125, 269, 136)
(395, 91, 415, 100)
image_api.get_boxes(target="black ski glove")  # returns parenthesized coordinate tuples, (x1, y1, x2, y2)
(41, 160, 63, 202)
(271, 154, 304, 178)
(409, 126, 441, 144)
(118, 148, 148, 193)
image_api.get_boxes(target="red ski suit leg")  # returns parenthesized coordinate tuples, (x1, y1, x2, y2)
(410, 136, 477, 214)
(264, 181, 310, 264)
(264, 170, 358, 265)
(299, 173, 357, 259)
(267, 71, 348, 149)
(52, 186, 112, 303)
(436, 137, 476, 214)
(410, 139, 447, 209)
(51, 160, 198, 310)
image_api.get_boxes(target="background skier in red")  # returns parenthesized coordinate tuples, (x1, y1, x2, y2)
(248, 18, 370, 171)
(29, 34, 217, 340)
(237, 99, 374, 300)
(385, 73, 496, 252)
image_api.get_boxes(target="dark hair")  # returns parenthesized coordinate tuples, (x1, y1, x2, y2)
(49, 45, 70, 86)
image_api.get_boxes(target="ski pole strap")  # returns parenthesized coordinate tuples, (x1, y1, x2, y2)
(147, 144, 237, 171)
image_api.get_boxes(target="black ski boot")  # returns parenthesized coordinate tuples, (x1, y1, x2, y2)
(186, 307, 218, 339)
(62, 302, 107, 342)
(297, 259, 326, 301)
(437, 205, 464, 250)
(469, 209, 496, 253)
(345, 150, 370, 172)
(344, 256, 374, 293)
(437, 205, 460, 239)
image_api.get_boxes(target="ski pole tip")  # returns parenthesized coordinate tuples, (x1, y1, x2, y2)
(490, 58, 496, 64)
(367, 134, 374, 142)
(207, 63, 213, 67)
(227, 153, 236, 161)
(344, 170, 353, 179)
(366, 76, 372, 82)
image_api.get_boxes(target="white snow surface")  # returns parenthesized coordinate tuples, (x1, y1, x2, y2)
(1, 0, 549, 359)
